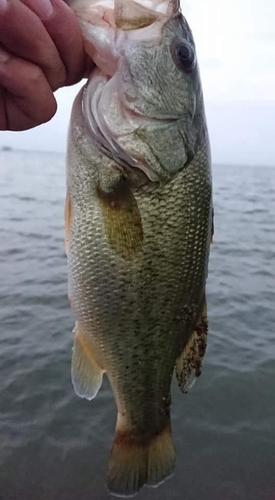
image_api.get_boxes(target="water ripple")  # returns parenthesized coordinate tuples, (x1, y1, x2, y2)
(0, 154, 274, 500)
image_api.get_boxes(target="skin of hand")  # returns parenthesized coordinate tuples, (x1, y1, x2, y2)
(0, 0, 89, 131)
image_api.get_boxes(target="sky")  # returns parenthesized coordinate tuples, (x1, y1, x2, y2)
(0, 0, 274, 166)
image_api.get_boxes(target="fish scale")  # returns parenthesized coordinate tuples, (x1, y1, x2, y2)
(69, 126, 211, 432)
(66, 0, 212, 496)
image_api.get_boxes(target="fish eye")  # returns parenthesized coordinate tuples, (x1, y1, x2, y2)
(172, 40, 196, 73)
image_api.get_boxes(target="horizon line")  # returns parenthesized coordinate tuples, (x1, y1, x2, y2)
(0, 147, 274, 169)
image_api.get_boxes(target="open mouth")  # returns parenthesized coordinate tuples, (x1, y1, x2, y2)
(74, 0, 183, 186)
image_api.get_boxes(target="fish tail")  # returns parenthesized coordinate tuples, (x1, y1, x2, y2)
(106, 415, 175, 497)
(146, 420, 175, 488)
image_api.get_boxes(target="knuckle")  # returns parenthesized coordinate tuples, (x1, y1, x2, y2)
(28, 65, 44, 87)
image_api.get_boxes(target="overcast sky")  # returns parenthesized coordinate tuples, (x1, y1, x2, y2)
(0, 0, 274, 165)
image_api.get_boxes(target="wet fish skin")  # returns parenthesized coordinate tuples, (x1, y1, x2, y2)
(66, 2, 212, 497)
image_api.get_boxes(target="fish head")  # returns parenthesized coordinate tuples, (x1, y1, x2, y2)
(69, 0, 207, 186)
(118, 9, 205, 183)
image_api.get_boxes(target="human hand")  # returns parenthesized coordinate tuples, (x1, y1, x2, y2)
(0, 0, 88, 131)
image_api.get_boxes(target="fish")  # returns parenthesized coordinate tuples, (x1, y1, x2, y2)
(65, 0, 213, 497)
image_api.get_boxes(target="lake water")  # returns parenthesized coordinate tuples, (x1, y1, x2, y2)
(0, 150, 274, 500)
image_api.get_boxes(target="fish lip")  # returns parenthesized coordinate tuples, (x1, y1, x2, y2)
(82, 77, 160, 185)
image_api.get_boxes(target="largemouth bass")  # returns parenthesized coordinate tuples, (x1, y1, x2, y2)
(66, 0, 213, 496)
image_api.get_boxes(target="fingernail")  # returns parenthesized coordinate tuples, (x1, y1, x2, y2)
(0, 0, 8, 14)
(0, 47, 9, 63)
(29, 0, 54, 19)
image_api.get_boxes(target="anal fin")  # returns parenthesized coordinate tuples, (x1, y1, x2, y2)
(71, 323, 104, 400)
(176, 297, 208, 394)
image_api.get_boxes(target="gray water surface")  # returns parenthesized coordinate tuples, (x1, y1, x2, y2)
(0, 151, 274, 500)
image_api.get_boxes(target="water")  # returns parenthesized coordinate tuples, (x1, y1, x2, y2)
(0, 150, 274, 500)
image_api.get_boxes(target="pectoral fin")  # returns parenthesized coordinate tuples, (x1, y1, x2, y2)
(175, 297, 208, 394)
(97, 179, 143, 261)
(71, 323, 104, 400)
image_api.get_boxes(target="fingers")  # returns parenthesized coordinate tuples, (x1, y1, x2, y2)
(0, 0, 66, 91)
(0, 0, 88, 131)
(22, 0, 87, 86)
(0, 0, 86, 89)
(0, 47, 57, 131)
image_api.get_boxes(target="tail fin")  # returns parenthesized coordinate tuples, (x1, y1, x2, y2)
(106, 419, 175, 497)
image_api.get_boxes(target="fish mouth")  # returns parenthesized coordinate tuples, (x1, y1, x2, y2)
(74, 0, 184, 187)
(82, 72, 160, 185)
